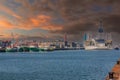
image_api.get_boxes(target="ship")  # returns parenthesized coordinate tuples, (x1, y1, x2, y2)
(29, 45, 39, 52)
(84, 20, 113, 50)
(39, 42, 55, 51)
(114, 45, 119, 50)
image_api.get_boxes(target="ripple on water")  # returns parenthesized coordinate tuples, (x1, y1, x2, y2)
(0, 50, 119, 80)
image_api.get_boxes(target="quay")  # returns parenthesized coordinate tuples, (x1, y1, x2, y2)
(106, 59, 120, 80)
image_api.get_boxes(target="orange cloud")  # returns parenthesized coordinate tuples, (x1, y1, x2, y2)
(0, 20, 14, 29)
(29, 15, 63, 31)
(14, 15, 51, 30)
(0, 1, 63, 32)
(0, 13, 62, 33)
(30, 15, 51, 26)
(0, 4, 22, 19)
(19, 15, 63, 32)
(0, 13, 63, 35)
(41, 25, 63, 31)
(12, 14, 22, 19)
(30, 18, 40, 26)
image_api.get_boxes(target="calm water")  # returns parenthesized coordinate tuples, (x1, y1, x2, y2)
(0, 50, 120, 80)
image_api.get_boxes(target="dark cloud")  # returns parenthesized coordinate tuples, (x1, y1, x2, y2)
(51, 21, 96, 34)
(103, 15, 120, 32)
(53, 0, 120, 34)
(0, 0, 120, 40)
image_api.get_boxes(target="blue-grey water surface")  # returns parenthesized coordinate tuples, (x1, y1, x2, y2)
(0, 50, 120, 80)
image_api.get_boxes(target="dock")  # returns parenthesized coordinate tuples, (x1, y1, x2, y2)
(106, 59, 120, 80)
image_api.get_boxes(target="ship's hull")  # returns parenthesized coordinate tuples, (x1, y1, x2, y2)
(19, 47, 30, 52)
(0, 48, 6, 52)
(40, 47, 54, 51)
(114, 47, 119, 50)
(84, 46, 112, 50)
(29, 47, 39, 52)
(6, 48, 18, 52)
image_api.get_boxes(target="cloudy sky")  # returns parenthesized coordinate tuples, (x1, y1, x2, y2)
(0, 0, 120, 40)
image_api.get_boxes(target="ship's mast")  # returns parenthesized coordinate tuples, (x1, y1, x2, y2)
(98, 20, 104, 39)
(98, 20, 104, 33)
(11, 32, 15, 48)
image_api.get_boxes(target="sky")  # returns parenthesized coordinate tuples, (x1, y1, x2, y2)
(0, 0, 120, 40)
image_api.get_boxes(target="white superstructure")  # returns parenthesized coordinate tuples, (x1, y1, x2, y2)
(84, 39, 112, 50)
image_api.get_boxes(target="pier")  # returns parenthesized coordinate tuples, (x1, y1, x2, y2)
(106, 59, 120, 80)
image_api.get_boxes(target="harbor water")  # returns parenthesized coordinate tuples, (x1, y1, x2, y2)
(0, 50, 120, 80)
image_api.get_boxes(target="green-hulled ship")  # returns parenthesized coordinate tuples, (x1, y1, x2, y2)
(29, 46, 39, 52)
(19, 46, 30, 52)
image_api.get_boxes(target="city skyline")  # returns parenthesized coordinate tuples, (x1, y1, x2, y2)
(0, 0, 120, 40)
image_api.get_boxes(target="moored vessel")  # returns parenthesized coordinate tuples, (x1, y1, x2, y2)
(84, 20, 113, 50)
